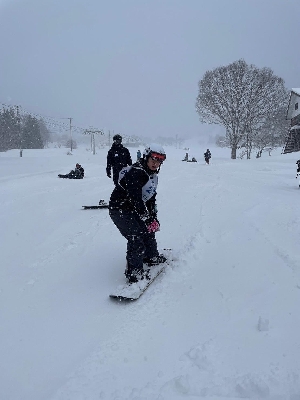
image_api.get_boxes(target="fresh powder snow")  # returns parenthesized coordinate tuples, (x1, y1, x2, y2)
(1, 143, 300, 400)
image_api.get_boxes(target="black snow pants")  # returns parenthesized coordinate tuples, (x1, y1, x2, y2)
(109, 208, 159, 272)
(112, 167, 123, 185)
(58, 171, 83, 179)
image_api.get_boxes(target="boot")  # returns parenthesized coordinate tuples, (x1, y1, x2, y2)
(125, 264, 150, 284)
(143, 254, 167, 266)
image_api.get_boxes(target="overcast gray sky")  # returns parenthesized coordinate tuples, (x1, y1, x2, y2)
(0, 0, 299, 139)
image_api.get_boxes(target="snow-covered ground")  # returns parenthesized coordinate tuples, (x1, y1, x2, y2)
(1, 143, 300, 400)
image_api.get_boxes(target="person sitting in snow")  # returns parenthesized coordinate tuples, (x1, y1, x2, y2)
(182, 152, 189, 161)
(58, 163, 84, 179)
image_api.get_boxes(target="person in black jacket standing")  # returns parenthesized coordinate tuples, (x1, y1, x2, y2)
(109, 144, 167, 283)
(106, 134, 132, 185)
(296, 160, 300, 187)
(204, 149, 211, 164)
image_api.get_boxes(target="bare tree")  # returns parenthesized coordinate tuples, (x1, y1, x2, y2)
(251, 106, 290, 156)
(195, 59, 288, 159)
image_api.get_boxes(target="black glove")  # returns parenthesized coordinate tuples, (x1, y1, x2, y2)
(106, 168, 111, 178)
(141, 206, 159, 225)
(148, 204, 158, 221)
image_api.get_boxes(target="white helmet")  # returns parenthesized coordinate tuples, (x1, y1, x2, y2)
(143, 143, 166, 162)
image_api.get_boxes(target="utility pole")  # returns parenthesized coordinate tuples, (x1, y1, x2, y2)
(69, 118, 73, 152)
(16, 105, 22, 157)
(61, 117, 73, 152)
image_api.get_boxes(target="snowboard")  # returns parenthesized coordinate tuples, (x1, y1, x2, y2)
(109, 263, 166, 301)
(82, 200, 108, 209)
(109, 249, 174, 301)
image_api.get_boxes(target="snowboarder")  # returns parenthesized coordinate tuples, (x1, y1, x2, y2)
(58, 163, 84, 179)
(204, 149, 211, 164)
(109, 144, 167, 283)
(106, 135, 132, 185)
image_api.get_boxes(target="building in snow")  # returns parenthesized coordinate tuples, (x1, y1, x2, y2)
(283, 88, 300, 153)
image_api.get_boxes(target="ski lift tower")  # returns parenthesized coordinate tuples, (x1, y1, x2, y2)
(84, 129, 104, 154)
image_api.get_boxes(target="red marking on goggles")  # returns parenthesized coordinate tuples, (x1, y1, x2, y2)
(150, 152, 166, 162)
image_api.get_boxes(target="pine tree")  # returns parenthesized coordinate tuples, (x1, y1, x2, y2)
(21, 115, 44, 149)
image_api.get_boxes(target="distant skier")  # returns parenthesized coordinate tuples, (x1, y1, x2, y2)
(136, 149, 141, 161)
(58, 163, 84, 179)
(204, 149, 211, 164)
(109, 144, 167, 283)
(296, 160, 300, 186)
(296, 160, 300, 175)
(106, 134, 132, 185)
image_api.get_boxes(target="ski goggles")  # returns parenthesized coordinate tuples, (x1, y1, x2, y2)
(149, 152, 166, 163)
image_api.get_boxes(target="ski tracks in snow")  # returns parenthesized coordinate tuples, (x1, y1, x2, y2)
(48, 157, 300, 400)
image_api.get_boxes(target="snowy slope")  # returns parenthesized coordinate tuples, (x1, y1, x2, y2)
(1, 145, 300, 400)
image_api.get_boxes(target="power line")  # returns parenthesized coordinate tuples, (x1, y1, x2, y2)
(0, 100, 102, 135)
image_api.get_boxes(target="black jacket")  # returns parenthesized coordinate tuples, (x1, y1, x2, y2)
(106, 143, 132, 175)
(67, 166, 84, 179)
(76, 166, 84, 178)
(204, 151, 211, 159)
(109, 160, 157, 220)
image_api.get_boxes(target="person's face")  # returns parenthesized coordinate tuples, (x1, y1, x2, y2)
(147, 156, 163, 171)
